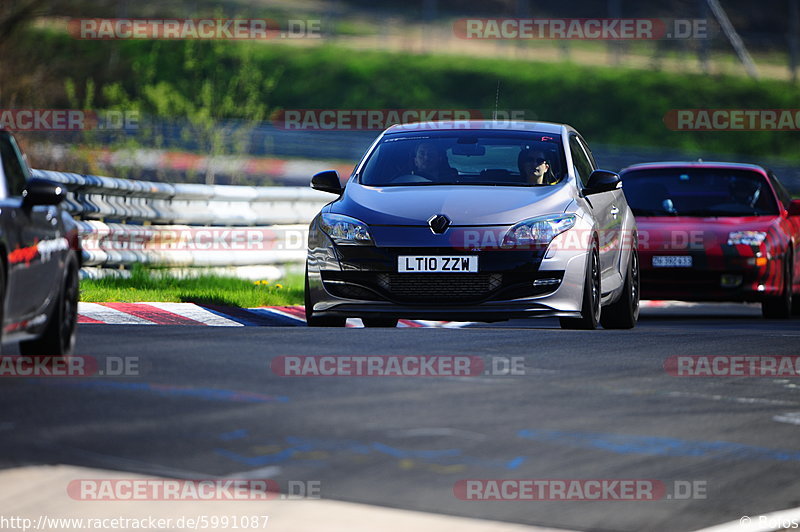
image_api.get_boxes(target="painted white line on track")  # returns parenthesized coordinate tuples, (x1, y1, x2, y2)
(773, 412, 800, 426)
(145, 302, 244, 327)
(77, 302, 156, 325)
(664, 391, 798, 407)
(0, 464, 574, 532)
(224, 466, 283, 479)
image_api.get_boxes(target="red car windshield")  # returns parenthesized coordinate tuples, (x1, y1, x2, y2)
(622, 168, 779, 217)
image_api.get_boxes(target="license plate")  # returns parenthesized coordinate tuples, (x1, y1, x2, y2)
(652, 255, 693, 268)
(398, 256, 478, 273)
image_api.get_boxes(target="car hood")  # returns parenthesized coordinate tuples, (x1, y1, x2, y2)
(635, 215, 778, 251)
(330, 183, 575, 226)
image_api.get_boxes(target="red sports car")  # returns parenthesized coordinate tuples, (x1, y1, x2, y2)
(619, 162, 800, 318)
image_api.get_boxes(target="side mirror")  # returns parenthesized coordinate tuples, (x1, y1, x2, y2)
(311, 170, 343, 194)
(789, 199, 800, 217)
(582, 169, 621, 196)
(22, 178, 66, 208)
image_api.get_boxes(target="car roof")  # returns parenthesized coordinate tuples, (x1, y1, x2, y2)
(620, 161, 768, 174)
(384, 120, 569, 135)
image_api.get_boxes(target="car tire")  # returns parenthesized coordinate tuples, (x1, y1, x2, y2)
(600, 248, 640, 329)
(792, 261, 800, 316)
(362, 318, 398, 327)
(19, 258, 78, 358)
(762, 255, 793, 319)
(559, 243, 601, 330)
(304, 268, 346, 327)
(0, 262, 5, 356)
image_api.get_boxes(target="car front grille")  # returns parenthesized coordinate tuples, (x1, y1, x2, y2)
(376, 273, 503, 302)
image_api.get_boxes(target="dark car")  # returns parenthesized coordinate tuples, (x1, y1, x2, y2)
(620, 161, 800, 318)
(0, 130, 81, 356)
(305, 120, 639, 329)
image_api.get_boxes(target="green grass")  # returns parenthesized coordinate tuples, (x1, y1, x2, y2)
(10, 27, 800, 161)
(80, 268, 304, 307)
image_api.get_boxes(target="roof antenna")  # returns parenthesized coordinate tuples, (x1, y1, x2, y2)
(493, 81, 501, 120)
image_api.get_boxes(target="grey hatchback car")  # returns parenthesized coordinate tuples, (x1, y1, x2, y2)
(305, 120, 639, 329)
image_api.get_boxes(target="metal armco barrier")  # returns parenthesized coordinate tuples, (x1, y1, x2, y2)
(77, 221, 309, 267)
(32, 169, 332, 270)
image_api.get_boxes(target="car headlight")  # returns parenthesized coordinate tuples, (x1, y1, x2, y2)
(503, 214, 577, 248)
(727, 231, 767, 246)
(319, 213, 374, 245)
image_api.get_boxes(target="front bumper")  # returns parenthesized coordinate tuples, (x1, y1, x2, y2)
(307, 241, 589, 321)
(639, 248, 779, 302)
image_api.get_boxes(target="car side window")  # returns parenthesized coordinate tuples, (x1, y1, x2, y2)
(576, 136, 597, 170)
(569, 135, 593, 188)
(0, 134, 28, 198)
(767, 170, 792, 209)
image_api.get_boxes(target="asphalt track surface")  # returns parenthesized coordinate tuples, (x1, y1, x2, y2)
(2, 303, 800, 532)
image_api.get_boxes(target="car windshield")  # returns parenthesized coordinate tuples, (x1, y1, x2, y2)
(622, 168, 779, 217)
(359, 132, 566, 187)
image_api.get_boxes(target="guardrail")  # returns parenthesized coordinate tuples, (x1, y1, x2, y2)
(33, 169, 332, 274)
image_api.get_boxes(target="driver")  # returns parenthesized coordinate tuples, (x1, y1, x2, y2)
(728, 176, 761, 207)
(411, 142, 457, 180)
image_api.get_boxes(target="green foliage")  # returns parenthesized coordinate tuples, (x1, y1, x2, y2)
(251, 46, 800, 159)
(14, 28, 800, 160)
(107, 39, 282, 182)
(80, 266, 304, 307)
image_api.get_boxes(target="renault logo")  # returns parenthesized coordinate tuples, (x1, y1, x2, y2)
(428, 214, 451, 234)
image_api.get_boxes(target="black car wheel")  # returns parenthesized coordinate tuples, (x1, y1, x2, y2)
(20, 258, 78, 358)
(763, 255, 793, 319)
(0, 263, 5, 356)
(600, 247, 640, 329)
(560, 243, 601, 330)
